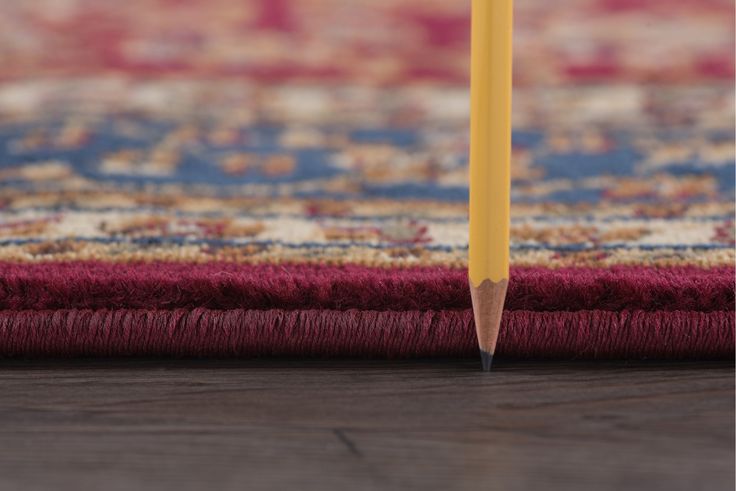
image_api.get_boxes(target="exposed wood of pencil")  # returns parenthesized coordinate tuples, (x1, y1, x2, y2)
(469, 278, 508, 371)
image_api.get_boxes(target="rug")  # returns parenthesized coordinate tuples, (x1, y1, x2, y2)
(0, 0, 733, 359)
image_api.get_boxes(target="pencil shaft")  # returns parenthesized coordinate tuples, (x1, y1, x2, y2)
(468, 0, 513, 286)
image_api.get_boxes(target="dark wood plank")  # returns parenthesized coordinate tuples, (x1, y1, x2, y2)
(0, 359, 732, 491)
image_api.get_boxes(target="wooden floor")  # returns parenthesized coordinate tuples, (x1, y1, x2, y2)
(0, 359, 732, 491)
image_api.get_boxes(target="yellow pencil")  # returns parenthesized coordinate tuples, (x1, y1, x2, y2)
(468, 0, 513, 371)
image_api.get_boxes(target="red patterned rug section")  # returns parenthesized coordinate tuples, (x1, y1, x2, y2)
(1, 262, 732, 359)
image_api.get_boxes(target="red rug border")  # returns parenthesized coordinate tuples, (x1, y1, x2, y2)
(1, 261, 732, 312)
(0, 308, 732, 360)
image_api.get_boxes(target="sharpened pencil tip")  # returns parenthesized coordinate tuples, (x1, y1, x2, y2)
(470, 278, 507, 372)
(479, 350, 493, 371)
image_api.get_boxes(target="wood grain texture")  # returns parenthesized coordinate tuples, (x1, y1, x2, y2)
(0, 359, 732, 491)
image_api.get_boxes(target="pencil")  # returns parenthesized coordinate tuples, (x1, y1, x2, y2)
(468, 0, 513, 371)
